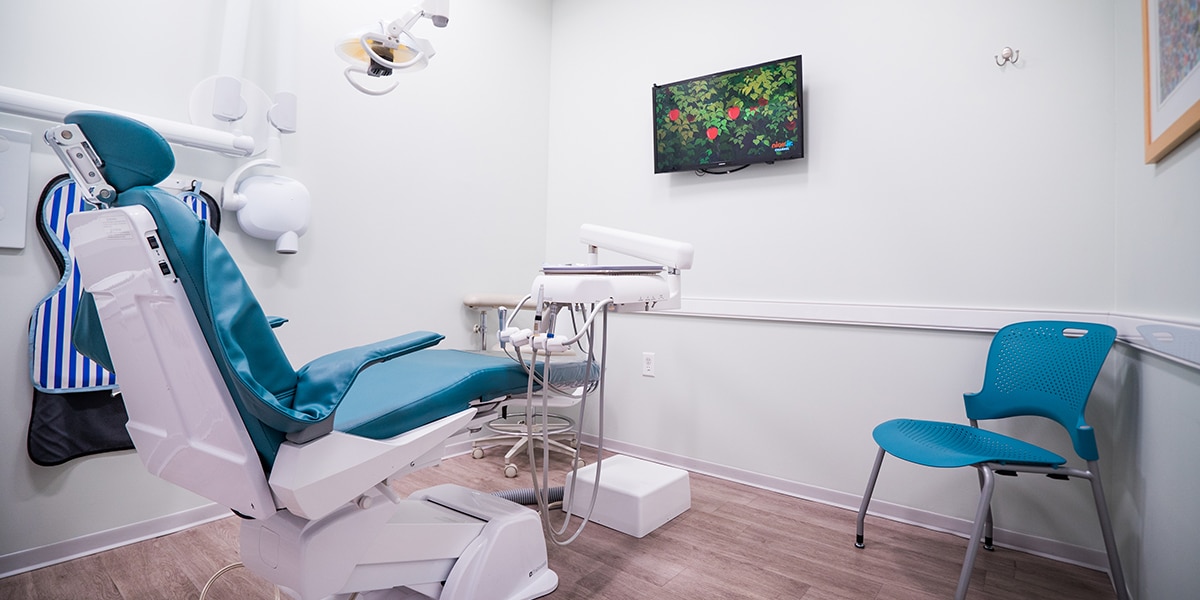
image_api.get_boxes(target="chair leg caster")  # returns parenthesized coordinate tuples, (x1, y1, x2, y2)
(471, 447, 485, 459)
(504, 464, 518, 478)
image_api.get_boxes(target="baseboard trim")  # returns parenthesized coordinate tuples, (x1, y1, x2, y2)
(576, 434, 1111, 572)
(0, 503, 231, 579)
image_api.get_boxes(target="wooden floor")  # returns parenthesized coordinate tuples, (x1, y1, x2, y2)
(0, 446, 1117, 599)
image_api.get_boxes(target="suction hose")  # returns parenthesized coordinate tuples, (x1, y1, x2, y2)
(493, 486, 564, 506)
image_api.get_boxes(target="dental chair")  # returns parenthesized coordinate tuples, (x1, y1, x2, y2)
(60, 111, 557, 600)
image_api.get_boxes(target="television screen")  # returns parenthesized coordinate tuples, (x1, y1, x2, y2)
(653, 55, 804, 174)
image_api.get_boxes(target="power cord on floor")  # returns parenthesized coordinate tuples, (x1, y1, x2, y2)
(201, 562, 340, 600)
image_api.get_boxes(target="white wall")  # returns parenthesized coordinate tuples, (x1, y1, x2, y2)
(0, 0, 551, 566)
(1110, 0, 1200, 598)
(547, 0, 1199, 598)
(545, 0, 1115, 311)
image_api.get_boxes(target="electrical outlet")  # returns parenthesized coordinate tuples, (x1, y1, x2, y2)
(642, 352, 655, 377)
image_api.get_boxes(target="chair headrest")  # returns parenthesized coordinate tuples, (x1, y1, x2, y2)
(64, 111, 175, 193)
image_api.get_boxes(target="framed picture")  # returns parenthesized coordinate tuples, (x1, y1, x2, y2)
(1143, 0, 1200, 164)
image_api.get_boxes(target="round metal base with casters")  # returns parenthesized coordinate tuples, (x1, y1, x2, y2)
(471, 411, 582, 478)
(484, 413, 575, 438)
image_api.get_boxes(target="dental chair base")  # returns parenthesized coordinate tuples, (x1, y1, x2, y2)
(241, 484, 557, 600)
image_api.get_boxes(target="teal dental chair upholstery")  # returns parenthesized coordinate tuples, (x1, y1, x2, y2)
(854, 321, 1129, 600)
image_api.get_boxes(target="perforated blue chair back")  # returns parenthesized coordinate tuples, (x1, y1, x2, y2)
(964, 321, 1116, 461)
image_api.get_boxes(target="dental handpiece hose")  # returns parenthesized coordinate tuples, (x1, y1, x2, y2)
(533, 285, 545, 333)
(525, 305, 606, 546)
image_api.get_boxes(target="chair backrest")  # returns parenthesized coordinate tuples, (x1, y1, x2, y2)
(65, 112, 328, 470)
(964, 320, 1116, 461)
(107, 186, 299, 463)
(70, 200, 280, 519)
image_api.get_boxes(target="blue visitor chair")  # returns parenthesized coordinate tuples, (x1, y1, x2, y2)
(854, 321, 1129, 600)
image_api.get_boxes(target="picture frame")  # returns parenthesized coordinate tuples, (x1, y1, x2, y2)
(1143, 0, 1200, 164)
(1142, 0, 1200, 163)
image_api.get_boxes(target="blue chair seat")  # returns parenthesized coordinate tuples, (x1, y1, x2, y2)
(872, 418, 1066, 468)
(335, 350, 534, 440)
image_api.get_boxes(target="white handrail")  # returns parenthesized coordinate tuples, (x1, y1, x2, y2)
(0, 85, 255, 157)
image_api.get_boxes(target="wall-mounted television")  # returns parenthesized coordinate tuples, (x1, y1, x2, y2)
(653, 55, 804, 174)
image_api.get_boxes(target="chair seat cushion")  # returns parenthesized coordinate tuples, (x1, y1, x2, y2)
(872, 419, 1066, 468)
(333, 350, 539, 440)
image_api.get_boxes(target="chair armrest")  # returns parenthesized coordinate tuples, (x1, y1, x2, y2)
(72, 291, 115, 373)
(269, 408, 476, 520)
(287, 331, 444, 443)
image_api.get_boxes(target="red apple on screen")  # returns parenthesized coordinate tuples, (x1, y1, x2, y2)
(669, 109, 680, 121)
(727, 106, 740, 120)
(706, 127, 718, 140)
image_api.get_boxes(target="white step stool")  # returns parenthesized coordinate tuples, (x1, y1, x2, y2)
(563, 455, 691, 538)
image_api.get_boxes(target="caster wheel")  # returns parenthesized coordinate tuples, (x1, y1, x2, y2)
(504, 464, 519, 478)
(573, 458, 586, 469)
(471, 447, 484, 459)
(568, 439, 579, 448)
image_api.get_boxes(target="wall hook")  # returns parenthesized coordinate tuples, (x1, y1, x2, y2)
(995, 46, 1019, 67)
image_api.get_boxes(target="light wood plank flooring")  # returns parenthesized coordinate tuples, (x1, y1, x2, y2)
(0, 446, 1117, 599)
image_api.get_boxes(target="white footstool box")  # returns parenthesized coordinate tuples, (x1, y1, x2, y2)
(563, 454, 690, 538)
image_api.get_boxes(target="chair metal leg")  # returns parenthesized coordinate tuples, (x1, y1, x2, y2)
(975, 466, 995, 551)
(955, 466, 996, 600)
(1086, 460, 1131, 600)
(856, 447, 887, 549)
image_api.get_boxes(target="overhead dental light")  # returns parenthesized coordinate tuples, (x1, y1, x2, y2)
(335, 0, 450, 96)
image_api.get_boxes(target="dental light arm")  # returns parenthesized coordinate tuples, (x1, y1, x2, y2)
(336, 0, 450, 96)
(44, 124, 115, 207)
(579, 224, 694, 272)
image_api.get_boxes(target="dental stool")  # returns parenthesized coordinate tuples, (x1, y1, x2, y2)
(462, 295, 590, 478)
(63, 111, 557, 600)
